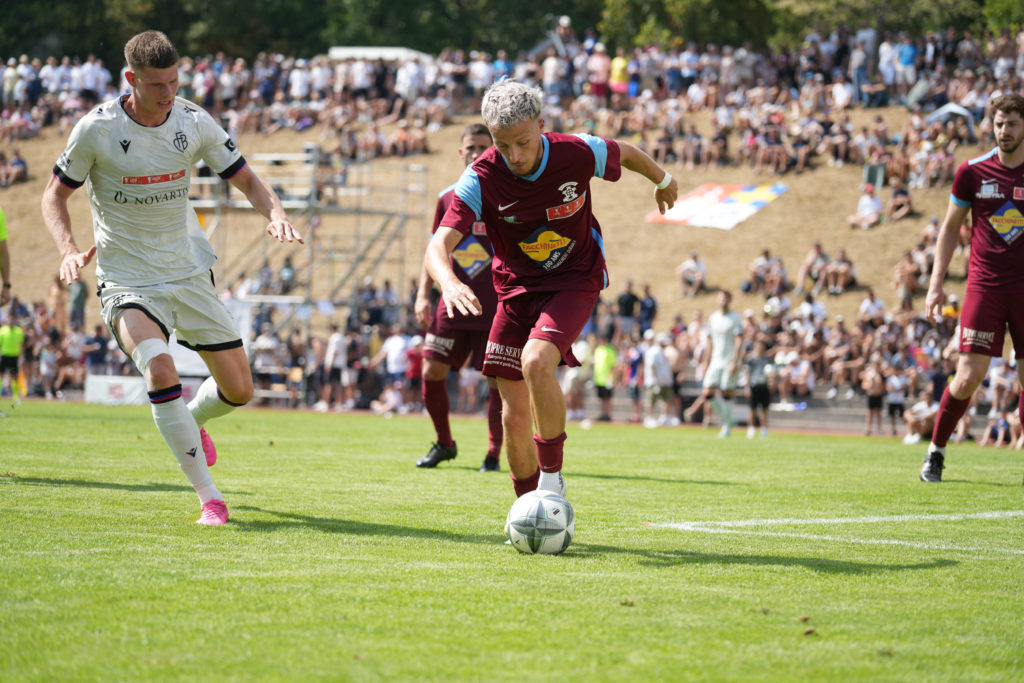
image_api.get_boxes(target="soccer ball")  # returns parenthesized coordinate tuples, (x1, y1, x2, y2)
(505, 490, 575, 555)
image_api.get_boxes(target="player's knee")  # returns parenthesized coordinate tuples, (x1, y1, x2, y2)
(220, 376, 253, 406)
(131, 338, 176, 387)
(520, 350, 555, 384)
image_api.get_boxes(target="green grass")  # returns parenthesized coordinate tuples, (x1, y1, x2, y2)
(2, 402, 1023, 682)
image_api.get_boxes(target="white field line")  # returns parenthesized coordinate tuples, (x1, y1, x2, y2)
(648, 510, 1024, 556)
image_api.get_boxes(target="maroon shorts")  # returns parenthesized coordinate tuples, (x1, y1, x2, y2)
(422, 326, 489, 371)
(483, 288, 599, 380)
(958, 287, 1024, 357)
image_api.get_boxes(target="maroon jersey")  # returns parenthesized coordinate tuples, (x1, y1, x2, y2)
(441, 132, 622, 300)
(431, 186, 498, 332)
(951, 148, 1024, 290)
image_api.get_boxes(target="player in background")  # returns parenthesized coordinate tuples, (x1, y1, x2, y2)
(699, 290, 744, 437)
(919, 93, 1024, 484)
(41, 31, 302, 524)
(424, 79, 678, 500)
(414, 123, 504, 471)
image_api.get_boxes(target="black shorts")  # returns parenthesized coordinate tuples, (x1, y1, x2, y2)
(749, 384, 771, 409)
(597, 386, 613, 400)
(0, 355, 18, 374)
(887, 402, 905, 418)
(867, 394, 883, 410)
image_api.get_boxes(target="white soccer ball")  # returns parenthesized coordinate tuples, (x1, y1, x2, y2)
(505, 490, 575, 555)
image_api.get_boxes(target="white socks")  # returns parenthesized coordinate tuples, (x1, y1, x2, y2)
(187, 376, 238, 427)
(150, 388, 221, 505)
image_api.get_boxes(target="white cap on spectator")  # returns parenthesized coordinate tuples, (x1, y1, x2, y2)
(643, 328, 656, 341)
(559, 15, 571, 27)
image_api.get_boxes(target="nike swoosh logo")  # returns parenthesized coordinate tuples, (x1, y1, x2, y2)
(541, 325, 563, 334)
(498, 201, 518, 211)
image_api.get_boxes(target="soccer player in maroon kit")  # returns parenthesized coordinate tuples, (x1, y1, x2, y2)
(424, 79, 678, 501)
(920, 93, 1024, 484)
(414, 123, 504, 471)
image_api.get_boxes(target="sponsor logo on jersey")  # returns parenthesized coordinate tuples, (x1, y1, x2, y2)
(57, 153, 71, 172)
(977, 179, 1004, 199)
(224, 138, 236, 152)
(1014, 187, 1024, 200)
(961, 326, 995, 350)
(119, 139, 131, 153)
(122, 170, 186, 185)
(989, 200, 1024, 245)
(546, 191, 586, 220)
(519, 227, 575, 271)
(453, 236, 492, 279)
(173, 131, 188, 152)
(113, 187, 190, 205)
(472, 221, 487, 236)
(424, 333, 455, 353)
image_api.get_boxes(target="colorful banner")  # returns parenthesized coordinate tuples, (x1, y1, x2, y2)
(646, 183, 787, 230)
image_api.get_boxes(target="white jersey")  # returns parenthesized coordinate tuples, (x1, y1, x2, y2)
(707, 309, 743, 367)
(53, 95, 244, 287)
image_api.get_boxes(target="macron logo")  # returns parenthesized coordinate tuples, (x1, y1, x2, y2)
(541, 325, 563, 334)
(186, 447, 197, 458)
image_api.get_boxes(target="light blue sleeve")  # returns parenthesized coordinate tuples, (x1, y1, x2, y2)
(573, 133, 609, 178)
(452, 166, 483, 220)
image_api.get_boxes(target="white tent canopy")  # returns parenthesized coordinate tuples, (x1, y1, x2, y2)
(328, 46, 433, 64)
(925, 102, 977, 142)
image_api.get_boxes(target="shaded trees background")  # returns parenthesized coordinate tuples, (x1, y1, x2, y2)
(1, 0, 1018, 70)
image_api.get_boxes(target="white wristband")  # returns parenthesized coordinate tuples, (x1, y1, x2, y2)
(655, 172, 672, 190)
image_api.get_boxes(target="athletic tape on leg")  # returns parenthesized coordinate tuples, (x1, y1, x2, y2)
(131, 338, 171, 373)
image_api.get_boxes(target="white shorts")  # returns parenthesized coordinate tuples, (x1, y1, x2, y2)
(100, 270, 243, 352)
(702, 364, 739, 392)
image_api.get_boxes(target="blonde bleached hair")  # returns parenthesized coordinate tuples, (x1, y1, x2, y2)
(481, 79, 543, 130)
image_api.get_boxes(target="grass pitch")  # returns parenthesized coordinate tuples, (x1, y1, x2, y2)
(2, 402, 1023, 681)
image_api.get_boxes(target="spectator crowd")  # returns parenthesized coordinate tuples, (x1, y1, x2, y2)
(3, 17, 1023, 445)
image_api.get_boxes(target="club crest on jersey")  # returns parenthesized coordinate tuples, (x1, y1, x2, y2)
(453, 236, 492, 279)
(989, 201, 1024, 245)
(546, 190, 586, 221)
(558, 181, 579, 202)
(519, 226, 575, 271)
(977, 179, 1004, 199)
(173, 131, 188, 152)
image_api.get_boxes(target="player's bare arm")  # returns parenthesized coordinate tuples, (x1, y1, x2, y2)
(228, 165, 304, 244)
(41, 175, 96, 284)
(617, 141, 679, 214)
(425, 226, 481, 318)
(414, 262, 435, 329)
(924, 200, 970, 323)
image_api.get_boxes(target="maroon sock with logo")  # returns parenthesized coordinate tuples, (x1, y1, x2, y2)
(511, 469, 540, 497)
(423, 379, 453, 447)
(534, 432, 567, 473)
(487, 389, 503, 458)
(931, 387, 970, 448)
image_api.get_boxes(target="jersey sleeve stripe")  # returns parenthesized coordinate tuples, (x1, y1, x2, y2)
(52, 166, 84, 189)
(217, 157, 247, 179)
(951, 193, 970, 208)
(573, 133, 609, 178)
(453, 167, 483, 220)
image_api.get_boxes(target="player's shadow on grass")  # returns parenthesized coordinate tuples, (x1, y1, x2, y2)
(231, 504, 496, 544)
(5, 476, 251, 496)
(440, 467, 733, 486)
(569, 543, 958, 574)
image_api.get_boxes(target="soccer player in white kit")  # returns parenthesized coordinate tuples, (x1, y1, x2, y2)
(701, 290, 744, 437)
(41, 31, 302, 525)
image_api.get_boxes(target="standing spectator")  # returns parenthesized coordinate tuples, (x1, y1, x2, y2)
(638, 283, 657, 333)
(919, 94, 1024, 484)
(68, 273, 88, 330)
(592, 334, 618, 422)
(0, 312, 24, 411)
(861, 355, 886, 435)
(642, 331, 674, 428)
(83, 323, 109, 376)
(744, 338, 773, 438)
(615, 279, 640, 342)
(886, 367, 908, 437)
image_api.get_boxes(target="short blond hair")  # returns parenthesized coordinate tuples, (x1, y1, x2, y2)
(481, 79, 542, 130)
(124, 31, 179, 70)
